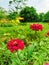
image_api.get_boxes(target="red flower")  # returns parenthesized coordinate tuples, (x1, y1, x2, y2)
(47, 31, 49, 36)
(30, 23, 43, 31)
(45, 31, 49, 37)
(7, 39, 24, 53)
(44, 63, 49, 65)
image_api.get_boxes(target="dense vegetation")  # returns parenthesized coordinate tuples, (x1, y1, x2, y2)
(0, 6, 49, 22)
(0, 0, 49, 65)
(0, 22, 49, 65)
(20, 6, 39, 22)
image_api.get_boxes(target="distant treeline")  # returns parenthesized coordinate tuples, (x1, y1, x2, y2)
(0, 6, 49, 22)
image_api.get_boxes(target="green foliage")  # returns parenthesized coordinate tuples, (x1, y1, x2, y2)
(0, 7, 7, 19)
(0, 22, 13, 27)
(44, 11, 49, 22)
(0, 21, 49, 65)
(39, 13, 45, 22)
(1, 1, 49, 64)
(7, 11, 18, 20)
(20, 6, 39, 22)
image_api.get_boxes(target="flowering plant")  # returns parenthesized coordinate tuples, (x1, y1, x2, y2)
(30, 23, 43, 31)
(45, 31, 49, 37)
(44, 63, 49, 65)
(7, 39, 24, 53)
(30, 23, 43, 42)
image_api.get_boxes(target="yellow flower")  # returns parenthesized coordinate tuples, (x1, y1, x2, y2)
(18, 17, 24, 20)
(16, 17, 24, 20)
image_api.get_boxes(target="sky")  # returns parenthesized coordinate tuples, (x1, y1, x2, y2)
(0, 0, 49, 13)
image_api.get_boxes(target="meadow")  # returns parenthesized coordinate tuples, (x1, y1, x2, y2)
(0, 20, 49, 65)
(0, 0, 49, 64)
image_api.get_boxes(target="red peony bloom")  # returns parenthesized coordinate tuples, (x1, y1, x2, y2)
(44, 63, 49, 65)
(30, 23, 43, 31)
(7, 39, 24, 53)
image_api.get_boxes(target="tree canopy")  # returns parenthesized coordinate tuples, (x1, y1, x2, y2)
(44, 11, 49, 22)
(20, 6, 39, 22)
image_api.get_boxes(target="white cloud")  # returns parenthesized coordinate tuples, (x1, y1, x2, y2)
(26, 0, 49, 13)
(37, 0, 49, 13)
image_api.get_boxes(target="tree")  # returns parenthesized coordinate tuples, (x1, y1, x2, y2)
(9, 0, 27, 12)
(39, 13, 45, 22)
(44, 11, 49, 22)
(7, 11, 18, 20)
(20, 6, 39, 22)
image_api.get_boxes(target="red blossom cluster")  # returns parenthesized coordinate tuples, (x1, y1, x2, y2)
(44, 63, 49, 65)
(45, 31, 49, 37)
(7, 39, 24, 53)
(30, 23, 43, 31)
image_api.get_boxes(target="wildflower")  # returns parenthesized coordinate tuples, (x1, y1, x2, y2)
(17, 17, 24, 20)
(47, 31, 49, 36)
(30, 23, 43, 31)
(7, 39, 24, 53)
(44, 62, 49, 65)
(45, 31, 49, 37)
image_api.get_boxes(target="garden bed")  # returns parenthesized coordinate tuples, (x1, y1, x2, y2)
(0, 22, 49, 65)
